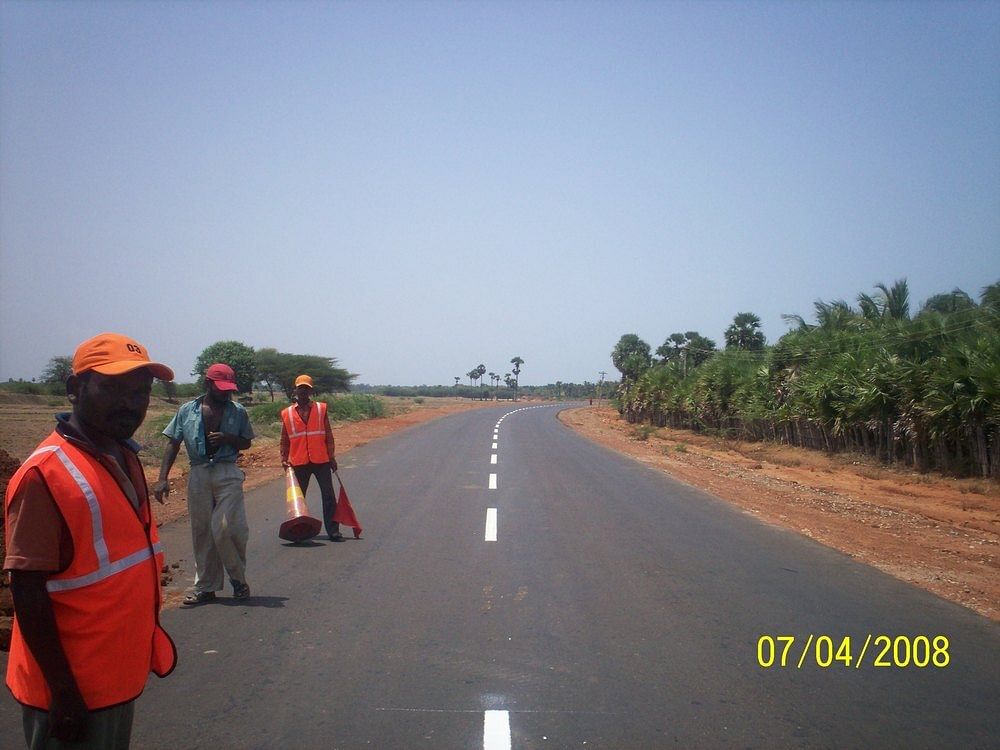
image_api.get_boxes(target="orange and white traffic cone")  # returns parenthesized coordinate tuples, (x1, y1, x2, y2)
(278, 467, 323, 542)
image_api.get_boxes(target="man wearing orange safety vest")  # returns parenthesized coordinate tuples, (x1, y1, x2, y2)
(3, 333, 177, 748)
(280, 374, 343, 542)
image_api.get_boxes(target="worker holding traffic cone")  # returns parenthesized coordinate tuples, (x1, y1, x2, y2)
(280, 375, 344, 542)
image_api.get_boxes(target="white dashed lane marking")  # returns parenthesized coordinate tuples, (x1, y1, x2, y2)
(485, 508, 498, 542)
(488, 473, 497, 490)
(484, 710, 511, 749)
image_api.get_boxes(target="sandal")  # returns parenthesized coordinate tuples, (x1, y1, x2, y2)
(232, 581, 251, 600)
(182, 591, 216, 606)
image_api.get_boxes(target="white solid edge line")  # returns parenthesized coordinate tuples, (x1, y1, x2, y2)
(485, 508, 498, 542)
(484, 709, 510, 750)
(488, 473, 497, 489)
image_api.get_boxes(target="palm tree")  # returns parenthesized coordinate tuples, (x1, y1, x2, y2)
(510, 356, 524, 400)
(919, 288, 975, 316)
(981, 281, 1000, 312)
(656, 332, 716, 371)
(454, 377, 460, 387)
(858, 279, 911, 324)
(724, 313, 766, 351)
(476, 364, 487, 389)
(611, 335, 651, 382)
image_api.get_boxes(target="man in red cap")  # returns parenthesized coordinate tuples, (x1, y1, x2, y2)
(280, 374, 342, 542)
(4, 333, 177, 747)
(154, 362, 254, 605)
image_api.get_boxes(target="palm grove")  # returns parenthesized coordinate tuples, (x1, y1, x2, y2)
(461, 357, 525, 398)
(612, 280, 1000, 478)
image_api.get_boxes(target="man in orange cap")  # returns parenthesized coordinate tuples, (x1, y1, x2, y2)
(4, 333, 177, 747)
(155, 363, 255, 605)
(280, 374, 343, 542)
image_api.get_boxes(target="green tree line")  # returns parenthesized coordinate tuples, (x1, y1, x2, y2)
(614, 280, 1000, 478)
(354, 380, 617, 401)
(19, 341, 355, 403)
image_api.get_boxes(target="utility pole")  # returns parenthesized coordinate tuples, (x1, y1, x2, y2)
(598, 371, 606, 405)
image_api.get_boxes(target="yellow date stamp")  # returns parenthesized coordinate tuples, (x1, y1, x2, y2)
(757, 634, 950, 669)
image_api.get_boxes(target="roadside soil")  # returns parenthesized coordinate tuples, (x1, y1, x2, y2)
(559, 406, 999, 623)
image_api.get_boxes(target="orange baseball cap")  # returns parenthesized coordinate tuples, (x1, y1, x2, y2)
(72, 333, 174, 381)
(294, 374, 314, 388)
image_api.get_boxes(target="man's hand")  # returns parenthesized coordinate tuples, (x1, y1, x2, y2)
(152, 479, 169, 503)
(49, 686, 89, 742)
(281, 459, 290, 469)
(329, 458, 338, 473)
(207, 431, 232, 448)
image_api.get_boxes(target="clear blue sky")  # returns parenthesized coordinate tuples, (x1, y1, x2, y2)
(2, 0, 997, 386)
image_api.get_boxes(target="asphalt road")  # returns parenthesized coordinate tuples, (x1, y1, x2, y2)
(2, 403, 998, 749)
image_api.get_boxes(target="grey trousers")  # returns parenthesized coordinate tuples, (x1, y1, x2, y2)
(187, 462, 249, 593)
(22, 702, 134, 749)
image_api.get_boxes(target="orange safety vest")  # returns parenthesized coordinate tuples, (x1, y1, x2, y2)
(5, 432, 176, 710)
(282, 401, 330, 465)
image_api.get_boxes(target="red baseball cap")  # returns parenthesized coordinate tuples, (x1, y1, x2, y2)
(205, 363, 239, 391)
(72, 333, 174, 381)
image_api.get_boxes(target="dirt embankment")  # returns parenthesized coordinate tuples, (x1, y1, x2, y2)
(559, 406, 1000, 622)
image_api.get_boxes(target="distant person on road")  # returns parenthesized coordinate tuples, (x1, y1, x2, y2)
(280, 374, 343, 542)
(4, 332, 177, 748)
(154, 363, 254, 605)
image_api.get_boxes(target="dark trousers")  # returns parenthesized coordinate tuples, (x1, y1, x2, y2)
(293, 462, 338, 537)
(23, 702, 134, 749)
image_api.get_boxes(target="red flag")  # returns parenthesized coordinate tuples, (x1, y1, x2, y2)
(333, 480, 363, 539)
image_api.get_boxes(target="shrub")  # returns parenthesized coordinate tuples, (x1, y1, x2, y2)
(248, 395, 385, 435)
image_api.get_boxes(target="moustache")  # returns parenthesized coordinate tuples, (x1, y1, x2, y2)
(110, 410, 144, 424)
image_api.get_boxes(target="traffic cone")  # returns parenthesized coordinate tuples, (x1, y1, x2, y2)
(278, 467, 322, 542)
(333, 472, 363, 539)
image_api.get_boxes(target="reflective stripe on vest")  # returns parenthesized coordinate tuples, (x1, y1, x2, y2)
(27, 446, 163, 593)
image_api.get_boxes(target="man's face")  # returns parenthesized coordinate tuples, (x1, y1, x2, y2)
(206, 381, 233, 404)
(72, 369, 153, 441)
(294, 385, 311, 402)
